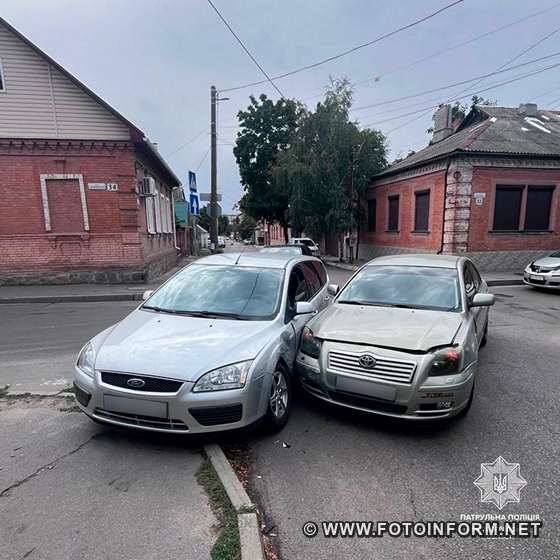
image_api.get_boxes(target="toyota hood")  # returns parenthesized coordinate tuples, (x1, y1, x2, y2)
(94, 308, 279, 381)
(310, 304, 463, 352)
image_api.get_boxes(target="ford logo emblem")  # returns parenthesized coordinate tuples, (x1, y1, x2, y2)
(127, 378, 146, 388)
(359, 354, 376, 369)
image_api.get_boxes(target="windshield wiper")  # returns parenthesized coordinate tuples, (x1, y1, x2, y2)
(338, 300, 392, 307)
(142, 305, 184, 315)
(185, 310, 253, 320)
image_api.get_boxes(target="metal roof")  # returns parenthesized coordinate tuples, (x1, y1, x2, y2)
(375, 105, 560, 179)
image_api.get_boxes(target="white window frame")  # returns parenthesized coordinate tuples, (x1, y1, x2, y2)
(0, 58, 6, 92)
(154, 187, 162, 233)
(165, 196, 172, 233)
(146, 196, 155, 234)
(160, 191, 166, 233)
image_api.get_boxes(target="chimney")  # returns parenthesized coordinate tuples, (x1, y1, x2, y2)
(431, 104, 453, 143)
(518, 103, 538, 117)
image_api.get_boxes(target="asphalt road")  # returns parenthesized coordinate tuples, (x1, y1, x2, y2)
(247, 282, 560, 559)
(0, 301, 137, 393)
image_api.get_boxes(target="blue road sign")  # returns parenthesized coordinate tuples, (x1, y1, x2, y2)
(188, 171, 198, 193)
(190, 193, 200, 216)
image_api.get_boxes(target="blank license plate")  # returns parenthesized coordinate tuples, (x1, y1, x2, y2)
(336, 376, 397, 401)
(103, 395, 168, 418)
(530, 275, 544, 281)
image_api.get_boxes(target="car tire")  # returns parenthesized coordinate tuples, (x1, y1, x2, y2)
(262, 363, 292, 433)
(480, 322, 488, 347)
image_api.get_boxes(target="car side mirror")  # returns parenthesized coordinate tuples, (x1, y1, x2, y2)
(295, 301, 314, 315)
(327, 284, 339, 296)
(142, 290, 154, 301)
(470, 293, 495, 307)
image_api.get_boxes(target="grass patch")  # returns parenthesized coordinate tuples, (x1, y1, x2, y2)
(196, 458, 241, 560)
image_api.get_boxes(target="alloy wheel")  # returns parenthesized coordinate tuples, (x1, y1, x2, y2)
(269, 370, 289, 418)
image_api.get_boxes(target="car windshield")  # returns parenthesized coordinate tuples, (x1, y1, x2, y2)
(549, 250, 560, 258)
(143, 264, 284, 320)
(295, 239, 314, 247)
(338, 265, 461, 312)
(260, 246, 301, 255)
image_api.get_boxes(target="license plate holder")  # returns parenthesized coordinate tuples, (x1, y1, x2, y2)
(530, 274, 542, 281)
(336, 376, 397, 401)
(103, 395, 168, 418)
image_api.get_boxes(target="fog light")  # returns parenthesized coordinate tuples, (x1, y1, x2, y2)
(437, 401, 454, 410)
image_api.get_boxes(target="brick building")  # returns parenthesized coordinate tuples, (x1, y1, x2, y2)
(361, 103, 560, 271)
(0, 17, 180, 284)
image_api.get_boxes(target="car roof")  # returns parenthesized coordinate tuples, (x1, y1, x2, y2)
(195, 252, 313, 269)
(365, 254, 462, 269)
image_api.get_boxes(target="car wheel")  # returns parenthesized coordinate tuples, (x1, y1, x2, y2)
(263, 364, 292, 433)
(480, 322, 488, 347)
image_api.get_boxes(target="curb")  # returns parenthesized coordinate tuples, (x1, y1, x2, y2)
(204, 443, 265, 560)
(0, 293, 145, 304)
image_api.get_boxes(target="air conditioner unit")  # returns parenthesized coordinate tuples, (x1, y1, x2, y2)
(139, 176, 156, 197)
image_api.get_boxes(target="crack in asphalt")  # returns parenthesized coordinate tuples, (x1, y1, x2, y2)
(0, 431, 108, 499)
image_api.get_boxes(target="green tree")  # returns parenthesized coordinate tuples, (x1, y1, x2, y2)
(198, 205, 211, 231)
(275, 79, 387, 254)
(234, 94, 300, 242)
(218, 215, 231, 236)
(237, 214, 257, 241)
(452, 95, 496, 122)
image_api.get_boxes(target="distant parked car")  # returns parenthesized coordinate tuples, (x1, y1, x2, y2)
(73, 253, 331, 434)
(217, 236, 226, 248)
(523, 250, 560, 290)
(243, 239, 253, 245)
(260, 244, 313, 256)
(297, 254, 495, 421)
(290, 237, 320, 257)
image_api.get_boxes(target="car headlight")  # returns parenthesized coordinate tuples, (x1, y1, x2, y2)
(193, 360, 253, 392)
(430, 346, 463, 376)
(301, 327, 322, 359)
(76, 342, 95, 378)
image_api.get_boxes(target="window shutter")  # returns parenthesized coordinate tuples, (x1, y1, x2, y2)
(146, 197, 155, 233)
(154, 188, 162, 232)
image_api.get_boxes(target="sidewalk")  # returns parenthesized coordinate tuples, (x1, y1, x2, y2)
(0, 256, 198, 304)
(322, 255, 524, 287)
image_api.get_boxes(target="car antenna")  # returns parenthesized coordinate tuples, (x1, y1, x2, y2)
(235, 246, 247, 265)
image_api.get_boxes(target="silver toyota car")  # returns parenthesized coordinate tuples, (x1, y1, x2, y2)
(73, 253, 330, 434)
(297, 255, 495, 421)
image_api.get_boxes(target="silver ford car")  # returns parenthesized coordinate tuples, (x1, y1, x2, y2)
(73, 253, 330, 434)
(297, 255, 495, 421)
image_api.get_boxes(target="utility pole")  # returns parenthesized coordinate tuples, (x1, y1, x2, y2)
(210, 85, 218, 251)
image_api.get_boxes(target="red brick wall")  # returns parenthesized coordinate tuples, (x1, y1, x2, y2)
(362, 170, 446, 252)
(0, 140, 155, 276)
(468, 167, 560, 252)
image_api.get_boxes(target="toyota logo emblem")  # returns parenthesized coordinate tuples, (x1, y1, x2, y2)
(127, 378, 146, 388)
(359, 354, 376, 369)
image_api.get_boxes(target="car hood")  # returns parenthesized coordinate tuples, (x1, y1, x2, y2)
(532, 256, 560, 269)
(94, 309, 278, 381)
(310, 304, 463, 352)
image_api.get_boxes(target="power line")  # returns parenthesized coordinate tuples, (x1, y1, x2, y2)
(220, 0, 464, 93)
(362, 60, 560, 129)
(528, 84, 560, 102)
(445, 24, 560, 103)
(195, 148, 211, 172)
(165, 129, 206, 158)
(300, 2, 560, 105)
(352, 50, 560, 114)
(207, 0, 286, 98)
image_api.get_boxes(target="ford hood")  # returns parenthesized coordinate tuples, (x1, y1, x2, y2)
(94, 308, 279, 381)
(310, 303, 463, 352)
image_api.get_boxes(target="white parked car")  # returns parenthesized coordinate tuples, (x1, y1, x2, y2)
(217, 236, 226, 248)
(523, 250, 560, 290)
(290, 237, 320, 257)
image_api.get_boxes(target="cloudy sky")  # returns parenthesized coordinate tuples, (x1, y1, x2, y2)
(2, 0, 560, 212)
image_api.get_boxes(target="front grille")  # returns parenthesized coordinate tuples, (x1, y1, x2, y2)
(328, 350, 416, 385)
(95, 408, 188, 432)
(74, 383, 91, 406)
(329, 391, 408, 415)
(530, 264, 552, 273)
(189, 404, 243, 426)
(101, 371, 183, 393)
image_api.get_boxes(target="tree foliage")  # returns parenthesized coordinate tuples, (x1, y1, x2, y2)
(234, 95, 300, 238)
